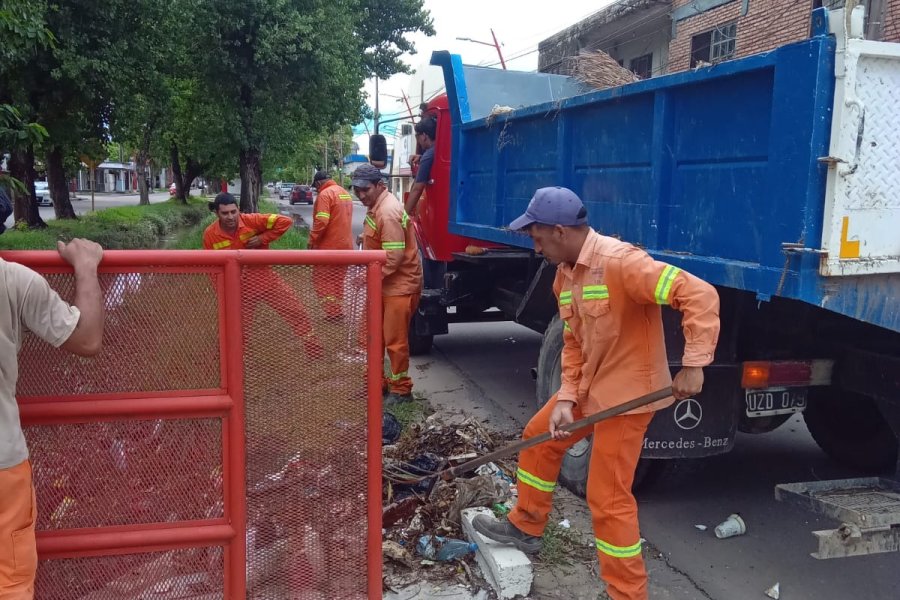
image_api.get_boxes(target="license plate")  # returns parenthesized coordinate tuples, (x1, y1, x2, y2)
(745, 387, 807, 417)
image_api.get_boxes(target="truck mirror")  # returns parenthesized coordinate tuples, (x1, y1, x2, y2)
(369, 134, 388, 169)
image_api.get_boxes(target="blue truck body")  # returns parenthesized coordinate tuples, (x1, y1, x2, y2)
(431, 15, 898, 334)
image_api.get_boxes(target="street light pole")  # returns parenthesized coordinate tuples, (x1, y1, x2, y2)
(456, 29, 507, 70)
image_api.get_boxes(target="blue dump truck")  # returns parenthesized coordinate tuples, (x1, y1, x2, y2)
(406, 7, 899, 557)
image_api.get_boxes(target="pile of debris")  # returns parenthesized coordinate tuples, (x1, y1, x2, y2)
(381, 412, 518, 592)
(569, 49, 640, 91)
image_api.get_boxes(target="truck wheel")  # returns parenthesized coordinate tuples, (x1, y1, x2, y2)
(408, 329, 433, 356)
(803, 387, 897, 472)
(535, 315, 663, 496)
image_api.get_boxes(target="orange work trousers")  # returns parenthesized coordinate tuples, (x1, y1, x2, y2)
(312, 265, 345, 320)
(509, 394, 654, 600)
(0, 460, 37, 599)
(244, 267, 323, 358)
(382, 293, 420, 395)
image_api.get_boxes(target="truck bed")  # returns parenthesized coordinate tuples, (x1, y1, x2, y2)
(432, 8, 899, 333)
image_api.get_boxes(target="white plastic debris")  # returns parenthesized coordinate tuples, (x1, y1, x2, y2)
(558, 519, 571, 529)
(695, 524, 707, 531)
(765, 582, 780, 599)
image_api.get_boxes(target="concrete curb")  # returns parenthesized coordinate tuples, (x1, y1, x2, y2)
(461, 508, 533, 599)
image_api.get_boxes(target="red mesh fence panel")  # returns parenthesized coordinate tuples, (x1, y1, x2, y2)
(16, 272, 221, 397)
(9, 249, 382, 600)
(241, 263, 370, 600)
(25, 418, 223, 530)
(36, 548, 224, 599)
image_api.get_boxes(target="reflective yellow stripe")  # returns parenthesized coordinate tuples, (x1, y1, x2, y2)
(595, 538, 642, 558)
(382, 241, 406, 250)
(338, 194, 352, 200)
(212, 240, 232, 249)
(516, 468, 556, 493)
(266, 214, 277, 229)
(559, 290, 573, 306)
(390, 371, 408, 380)
(582, 284, 609, 300)
(239, 231, 255, 241)
(654, 265, 681, 305)
(316, 212, 331, 219)
(365, 216, 377, 230)
(563, 321, 572, 333)
(401, 211, 410, 229)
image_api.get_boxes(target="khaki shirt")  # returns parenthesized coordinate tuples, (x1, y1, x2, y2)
(1, 259, 80, 469)
(554, 230, 720, 415)
(362, 189, 423, 296)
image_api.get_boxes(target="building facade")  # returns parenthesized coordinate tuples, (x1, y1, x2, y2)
(539, 0, 900, 78)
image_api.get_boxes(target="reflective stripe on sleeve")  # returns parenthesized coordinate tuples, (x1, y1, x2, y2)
(316, 212, 331, 219)
(559, 290, 573, 306)
(365, 216, 377, 230)
(401, 211, 410, 229)
(654, 265, 681, 304)
(338, 194, 352, 200)
(563, 321, 572, 333)
(382, 241, 406, 250)
(212, 240, 232, 249)
(266, 214, 277, 229)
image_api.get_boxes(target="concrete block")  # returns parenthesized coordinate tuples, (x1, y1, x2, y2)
(461, 507, 533, 599)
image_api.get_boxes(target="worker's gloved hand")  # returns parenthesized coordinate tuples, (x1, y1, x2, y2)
(672, 366, 704, 400)
(245, 235, 263, 249)
(549, 399, 576, 441)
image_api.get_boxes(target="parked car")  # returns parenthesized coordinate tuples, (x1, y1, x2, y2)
(34, 181, 52, 207)
(278, 183, 296, 200)
(290, 184, 314, 205)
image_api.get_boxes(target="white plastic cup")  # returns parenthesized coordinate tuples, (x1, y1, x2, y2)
(714, 514, 746, 539)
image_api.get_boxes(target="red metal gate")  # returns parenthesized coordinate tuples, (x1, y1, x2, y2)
(9, 249, 385, 599)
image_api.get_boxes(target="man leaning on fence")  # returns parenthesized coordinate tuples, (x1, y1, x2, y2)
(1, 239, 105, 598)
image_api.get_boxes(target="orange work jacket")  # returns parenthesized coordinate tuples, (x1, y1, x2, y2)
(554, 229, 720, 415)
(362, 189, 422, 296)
(308, 180, 353, 250)
(202, 213, 293, 250)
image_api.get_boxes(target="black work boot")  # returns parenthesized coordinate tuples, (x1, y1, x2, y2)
(384, 392, 414, 406)
(472, 514, 541, 554)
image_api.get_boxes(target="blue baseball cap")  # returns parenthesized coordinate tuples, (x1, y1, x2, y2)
(509, 187, 588, 230)
(351, 163, 385, 188)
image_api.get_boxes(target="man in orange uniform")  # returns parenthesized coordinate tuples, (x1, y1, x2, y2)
(203, 193, 322, 358)
(351, 164, 422, 404)
(473, 187, 720, 600)
(308, 171, 354, 320)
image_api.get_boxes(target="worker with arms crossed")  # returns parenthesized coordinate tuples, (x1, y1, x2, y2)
(351, 164, 423, 404)
(308, 170, 354, 321)
(203, 193, 323, 359)
(473, 187, 720, 600)
(1, 239, 105, 598)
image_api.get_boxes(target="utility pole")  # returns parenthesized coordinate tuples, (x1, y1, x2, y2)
(456, 29, 507, 70)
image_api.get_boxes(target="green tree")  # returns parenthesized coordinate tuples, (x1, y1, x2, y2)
(192, 0, 433, 213)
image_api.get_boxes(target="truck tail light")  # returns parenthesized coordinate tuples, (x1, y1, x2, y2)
(741, 360, 833, 389)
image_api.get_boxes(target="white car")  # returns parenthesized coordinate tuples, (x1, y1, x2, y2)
(278, 183, 296, 200)
(34, 181, 52, 207)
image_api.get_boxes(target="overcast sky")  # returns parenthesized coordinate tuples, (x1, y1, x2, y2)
(362, 0, 616, 122)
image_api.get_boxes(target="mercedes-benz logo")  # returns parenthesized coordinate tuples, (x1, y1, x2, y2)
(673, 398, 702, 430)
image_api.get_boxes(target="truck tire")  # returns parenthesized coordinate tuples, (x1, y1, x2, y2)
(408, 328, 433, 356)
(535, 315, 665, 496)
(803, 387, 897, 472)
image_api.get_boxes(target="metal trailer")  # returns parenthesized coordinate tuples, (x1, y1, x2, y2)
(408, 6, 899, 557)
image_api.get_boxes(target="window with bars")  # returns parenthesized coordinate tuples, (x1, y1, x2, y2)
(690, 21, 737, 67)
(629, 53, 653, 79)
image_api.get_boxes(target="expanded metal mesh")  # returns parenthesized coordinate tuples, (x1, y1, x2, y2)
(16, 272, 221, 397)
(26, 418, 223, 530)
(36, 548, 224, 600)
(241, 263, 370, 599)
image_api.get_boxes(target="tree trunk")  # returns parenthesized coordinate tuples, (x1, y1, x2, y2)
(9, 147, 47, 229)
(47, 146, 77, 219)
(239, 146, 262, 213)
(136, 126, 153, 205)
(170, 142, 188, 204)
(183, 157, 203, 200)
